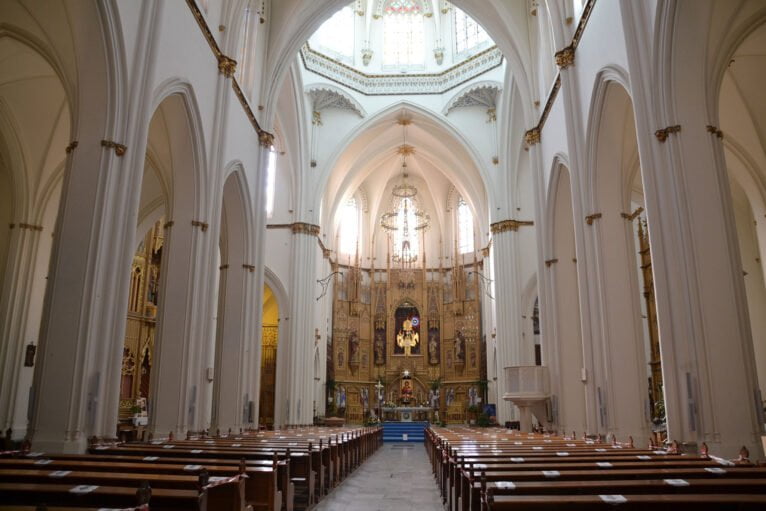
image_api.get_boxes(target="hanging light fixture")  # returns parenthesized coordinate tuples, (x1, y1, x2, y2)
(380, 117, 430, 264)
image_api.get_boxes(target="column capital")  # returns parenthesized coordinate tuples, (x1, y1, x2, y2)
(490, 219, 534, 234)
(291, 222, 320, 236)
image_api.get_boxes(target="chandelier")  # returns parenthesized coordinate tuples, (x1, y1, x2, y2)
(380, 119, 430, 264)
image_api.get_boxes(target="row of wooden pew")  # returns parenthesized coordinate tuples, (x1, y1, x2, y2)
(0, 425, 383, 510)
(426, 426, 766, 510)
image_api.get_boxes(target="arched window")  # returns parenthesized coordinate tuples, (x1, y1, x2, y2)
(236, 2, 259, 95)
(339, 197, 360, 255)
(457, 197, 474, 254)
(453, 7, 489, 55)
(394, 197, 420, 260)
(265, 147, 277, 218)
(383, 0, 425, 68)
(310, 5, 355, 61)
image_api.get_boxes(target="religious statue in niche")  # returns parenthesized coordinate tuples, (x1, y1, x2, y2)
(454, 331, 466, 364)
(348, 332, 360, 365)
(468, 386, 479, 407)
(428, 388, 440, 409)
(396, 318, 420, 356)
(336, 385, 347, 409)
(360, 387, 369, 410)
(470, 348, 477, 368)
(428, 328, 440, 365)
(337, 346, 345, 368)
(374, 329, 386, 365)
(394, 303, 421, 356)
(446, 387, 455, 407)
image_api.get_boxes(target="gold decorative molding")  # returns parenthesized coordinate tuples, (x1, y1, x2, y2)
(396, 118, 413, 126)
(101, 139, 127, 156)
(242, 264, 255, 272)
(654, 125, 681, 142)
(317, 237, 333, 259)
(545, 258, 558, 267)
(621, 206, 644, 221)
(492, 156, 499, 165)
(585, 213, 602, 225)
(18, 223, 43, 232)
(521, 0, 595, 148)
(65, 141, 78, 154)
(706, 124, 724, 139)
(490, 219, 534, 234)
(554, 45, 575, 69)
(219, 264, 229, 270)
(191, 220, 209, 232)
(486, 107, 496, 123)
(184, 0, 271, 146)
(163, 220, 174, 229)
(291, 222, 321, 236)
(397, 144, 416, 156)
(312, 110, 322, 126)
(217, 55, 237, 77)
(259, 130, 275, 148)
(524, 128, 541, 147)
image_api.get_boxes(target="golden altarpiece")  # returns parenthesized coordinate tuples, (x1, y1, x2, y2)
(118, 221, 164, 423)
(329, 252, 486, 424)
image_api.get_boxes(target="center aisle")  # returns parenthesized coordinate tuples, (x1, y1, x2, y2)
(314, 443, 444, 511)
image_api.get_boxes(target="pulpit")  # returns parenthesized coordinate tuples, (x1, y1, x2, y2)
(503, 365, 550, 432)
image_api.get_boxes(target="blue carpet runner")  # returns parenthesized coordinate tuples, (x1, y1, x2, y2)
(382, 421, 428, 442)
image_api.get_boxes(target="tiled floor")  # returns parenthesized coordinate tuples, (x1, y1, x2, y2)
(314, 443, 445, 511)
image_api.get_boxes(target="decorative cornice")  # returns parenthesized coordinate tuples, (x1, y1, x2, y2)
(242, 264, 255, 272)
(65, 141, 78, 154)
(554, 45, 575, 69)
(654, 125, 681, 142)
(300, 43, 504, 96)
(706, 124, 724, 139)
(544, 258, 558, 267)
(620, 207, 644, 221)
(185, 0, 272, 145)
(291, 222, 321, 236)
(191, 220, 209, 232)
(585, 213, 602, 225)
(217, 55, 237, 77)
(259, 131, 275, 148)
(523, 0, 595, 148)
(490, 219, 534, 234)
(18, 223, 43, 232)
(101, 139, 127, 156)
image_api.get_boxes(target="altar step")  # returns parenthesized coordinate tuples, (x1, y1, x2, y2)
(382, 421, 428, 442)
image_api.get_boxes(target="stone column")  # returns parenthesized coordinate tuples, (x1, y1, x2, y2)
(0, 221, 54, 439)
(285, 222, 321, 426)
(621, 0, 763, 455)
(490, 219, 534, 425)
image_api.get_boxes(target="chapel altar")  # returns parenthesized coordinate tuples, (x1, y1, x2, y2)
(328, 258, 486, 424)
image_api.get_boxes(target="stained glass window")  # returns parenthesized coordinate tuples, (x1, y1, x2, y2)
(265, 147, 277, 218)
(454, 7, 489, 55)
(340, 198, 360, 255)
(383, 0, 424, 67)
(394, 198, 420, 259)
(311, 5, 355, 59)
(457, 197, 474, 254)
